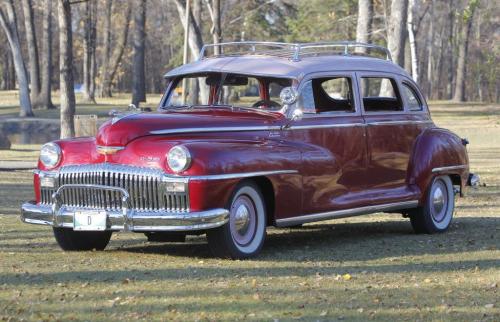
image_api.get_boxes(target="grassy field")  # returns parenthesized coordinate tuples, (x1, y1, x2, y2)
(0, 98, 499, 321)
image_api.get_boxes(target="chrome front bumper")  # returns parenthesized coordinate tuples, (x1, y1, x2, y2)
(21, 201, 229, 232)
(22, 182, 228, 232)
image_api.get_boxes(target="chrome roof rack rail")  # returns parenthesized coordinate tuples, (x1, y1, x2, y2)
(198, 41, 392, 62)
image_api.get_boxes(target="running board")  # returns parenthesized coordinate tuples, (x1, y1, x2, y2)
(275, 200, 419, 227)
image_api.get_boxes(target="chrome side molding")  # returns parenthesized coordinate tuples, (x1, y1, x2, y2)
(431, 165, 468, 173)
(276, 200, 419, 227)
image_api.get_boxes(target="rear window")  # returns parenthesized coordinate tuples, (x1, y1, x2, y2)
(401, 83, 423, 111)
(361, 77, 402, 112)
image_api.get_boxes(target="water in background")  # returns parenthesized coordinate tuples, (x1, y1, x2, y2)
(0, 121, 60, 144)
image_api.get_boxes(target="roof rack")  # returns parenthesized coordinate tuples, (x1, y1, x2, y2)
(198, 41, 393, 62)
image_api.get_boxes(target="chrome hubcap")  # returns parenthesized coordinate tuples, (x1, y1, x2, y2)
(229, 195, 257, 246)
(234, 204, 250, 234)
(430, 180, 448, 222)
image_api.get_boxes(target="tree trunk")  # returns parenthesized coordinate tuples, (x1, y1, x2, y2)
(387, 0, 408, 67)
(407, 0, 418, 82)
(453, 0, 478, 102)
(355, 0, 373, 52)
(99, 0, 113, 98)
(173, 0, 204, 60)
(212, 0, 221, 54)
(2, 51, 16, 90)
(21, 0, 41, 106)
(446, 0, 455, 99)
(58, 0, 75, 138)
(40, 0, 54, 109)
(0, 0, 33, 117)
(132, 0, 146, 106)
(102, 4, 132, 97)
(426, 1, 434, 98)
(82, 0, 96, 103)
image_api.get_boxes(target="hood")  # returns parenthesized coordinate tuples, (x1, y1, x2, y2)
(96, 109, 284, 146)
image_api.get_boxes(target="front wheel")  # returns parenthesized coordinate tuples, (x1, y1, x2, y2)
(53, 227, 112, 251)
(207, 182, 267, 259)
(410, 175, 455, 234)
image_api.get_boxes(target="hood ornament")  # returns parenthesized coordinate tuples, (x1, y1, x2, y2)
(96, 145, 125, 155)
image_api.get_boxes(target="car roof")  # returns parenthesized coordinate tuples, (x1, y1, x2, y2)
(164, 55, 411, 80)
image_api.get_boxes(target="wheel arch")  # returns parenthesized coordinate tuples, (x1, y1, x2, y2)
(247, 176, 276, 227)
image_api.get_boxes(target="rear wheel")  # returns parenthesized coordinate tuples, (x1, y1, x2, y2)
(410, 175, 455, 234)
(207, 182, 266, 259)
(53, 228, 112, 251)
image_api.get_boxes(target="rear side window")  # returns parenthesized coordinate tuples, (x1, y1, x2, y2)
(360, 77, 402, 112)
(298, 77, 354, 113)
(401, 83, 423, 111)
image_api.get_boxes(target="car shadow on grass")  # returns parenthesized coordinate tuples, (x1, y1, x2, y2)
(120, 216, 499, 261)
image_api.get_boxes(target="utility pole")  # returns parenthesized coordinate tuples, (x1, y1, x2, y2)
(182, 0, 191, 104)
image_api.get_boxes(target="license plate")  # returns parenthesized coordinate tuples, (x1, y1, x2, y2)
(74, 211, 107, 231)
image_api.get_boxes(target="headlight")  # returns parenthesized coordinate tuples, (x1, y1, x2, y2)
(40, 142, 61, 168)
(167, 145, 191, 173)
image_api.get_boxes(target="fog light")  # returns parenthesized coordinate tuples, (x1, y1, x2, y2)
(166, 182, 186, 193)
(40, 176, 56, 188)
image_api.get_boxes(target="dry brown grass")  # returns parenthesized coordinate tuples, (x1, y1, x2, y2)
(0, 100, 498, 321)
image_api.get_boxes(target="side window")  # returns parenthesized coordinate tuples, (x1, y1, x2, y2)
(401, 83, 423, 111)
(360, 77, 403, 112)
(312, 77, 354, 113)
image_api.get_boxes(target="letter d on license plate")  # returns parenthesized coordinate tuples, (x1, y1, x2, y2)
(74, 211, 107, 231)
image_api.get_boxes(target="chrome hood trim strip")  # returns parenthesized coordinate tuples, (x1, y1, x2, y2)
(150, 126, 281, 135)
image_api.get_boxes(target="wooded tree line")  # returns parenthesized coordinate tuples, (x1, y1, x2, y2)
(0, 0, 498, 124)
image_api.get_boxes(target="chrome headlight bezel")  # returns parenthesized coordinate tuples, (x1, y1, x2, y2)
(167, 145, 192, 173)
(39, 142, 61, 169)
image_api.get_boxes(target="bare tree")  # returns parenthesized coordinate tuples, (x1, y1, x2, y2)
(355, 0, 373, 50)
(0, 0, 33, 117)
(407, 0, 418, 82)
(40, 0, 54, 109)
(21, 0, 41, 106)
(82, 0, 97, 103)
(132, 0, 146, 106)
(453, 0, 479, 102)
(100, 1, 132, 98)
(58, 0, 75, 138)
(99, 0, 112, 98)
(172, 0, 204, 60)
(387, 0, 408, 67)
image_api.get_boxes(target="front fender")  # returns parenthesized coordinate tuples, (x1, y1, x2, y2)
(408, 127, 469, 201)
(183, 139, 303, 220)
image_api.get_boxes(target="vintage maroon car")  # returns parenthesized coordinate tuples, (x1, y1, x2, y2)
(21, 42, 478, 258)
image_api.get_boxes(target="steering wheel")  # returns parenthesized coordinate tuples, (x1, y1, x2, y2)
(251, 99, 281, 109)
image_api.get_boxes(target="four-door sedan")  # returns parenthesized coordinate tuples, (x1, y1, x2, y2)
(21, 41, 478, 258)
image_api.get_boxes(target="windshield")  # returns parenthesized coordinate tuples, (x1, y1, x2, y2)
(164, 73, 292, 111)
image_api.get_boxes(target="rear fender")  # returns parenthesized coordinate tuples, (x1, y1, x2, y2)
(407, 127, 469, 202)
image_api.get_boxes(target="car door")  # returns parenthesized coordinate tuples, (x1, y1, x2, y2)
(357, 72, 425, 200)
(283, 72, 369, 214)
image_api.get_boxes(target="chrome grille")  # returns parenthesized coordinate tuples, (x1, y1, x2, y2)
(39, 164, 189, 212)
